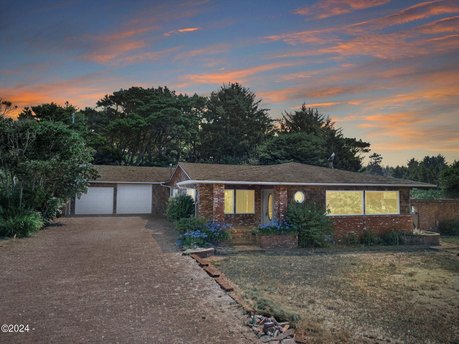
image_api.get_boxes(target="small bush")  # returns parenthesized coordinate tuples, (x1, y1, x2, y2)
(256, 220, 295, 235)
(175, 217, 207, 233)
(0, 210, 44, 238)
(205, 222, 231, 242)
(180, 230, 209, 247)
(360, 230, 381, 246)
(166, 194, 195, 221)
(176, 219, 231, 248)
(286, 202, 333, 248)
(438, 220, 459, 236)
(381, 230, 404, 245)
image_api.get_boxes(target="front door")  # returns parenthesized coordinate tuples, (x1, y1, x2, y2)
(262, 189, 274, 225)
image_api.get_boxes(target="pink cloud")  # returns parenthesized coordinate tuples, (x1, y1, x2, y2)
(295, 0, 390, 19)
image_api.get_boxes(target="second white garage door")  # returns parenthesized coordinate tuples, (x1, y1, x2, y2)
(116, 184, 152, 214)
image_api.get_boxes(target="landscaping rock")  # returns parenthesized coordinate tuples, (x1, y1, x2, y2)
(246, 315, 295, 342)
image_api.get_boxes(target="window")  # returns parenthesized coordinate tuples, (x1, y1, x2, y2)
(224, 189, 255, 214)
(224, 190, 234, 214)
(294, 191, 305, 203)
(267, 193, 273, 220)
(365, 191, 399, 215)
(186, 188, 196, 201)
(326, 191, 363, 215)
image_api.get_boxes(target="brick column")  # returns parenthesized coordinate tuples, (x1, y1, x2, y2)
(212, 184, 225, 223)
(274, 186, 288, 221)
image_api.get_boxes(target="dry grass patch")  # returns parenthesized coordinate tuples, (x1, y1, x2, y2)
(215, 249, 459, 343)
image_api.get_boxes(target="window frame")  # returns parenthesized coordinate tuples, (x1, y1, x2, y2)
(326, 190, 364, 216)
(224, 188, 256, 215)
(364, 190, 400, 215)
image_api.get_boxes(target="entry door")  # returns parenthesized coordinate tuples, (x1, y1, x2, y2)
(261, 189, 274, 225)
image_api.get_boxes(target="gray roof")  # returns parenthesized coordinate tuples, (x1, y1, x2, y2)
(93, 165, 171, 183)
(178, 162, 435, 187)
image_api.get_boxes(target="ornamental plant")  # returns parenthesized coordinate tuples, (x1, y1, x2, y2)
(176, 217, 231, 248)
(256, 220, 295, 235)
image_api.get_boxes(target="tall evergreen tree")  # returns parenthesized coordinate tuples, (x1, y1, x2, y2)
(273, 104, 370, 171)
(199, 83, 273, 164)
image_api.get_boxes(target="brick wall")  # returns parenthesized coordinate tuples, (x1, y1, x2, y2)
(411, 199, 459, 231)
(152, 184, 169, 216)
(331, 215, 413, 239)
(196, 184, 213, 220)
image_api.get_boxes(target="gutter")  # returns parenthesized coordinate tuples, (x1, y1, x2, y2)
(176, 179, 436, 188)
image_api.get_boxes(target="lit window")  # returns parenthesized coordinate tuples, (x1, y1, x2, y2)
(236, 190, 255, 214)
(224, 189, 255, 214)
(186, 188, 196, 200)
(267, 193, 273, 220)
(326, 191, 363, 215)
(294, 191, 305, 203)
(224, 190, 234, 214)
(365, 191, 399, 215)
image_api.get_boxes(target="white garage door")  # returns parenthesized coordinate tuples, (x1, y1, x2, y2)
(75, 187, 114, 215)
(116, 184, 152, 214)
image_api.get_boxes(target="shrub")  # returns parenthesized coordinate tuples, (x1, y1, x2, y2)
(438, 220, 459, 236)
(176, 217, 207, 233)
(166, 194, 195, 221)
(180, 230, 209, 247)
(381, 230, 404, 245)
(360, 230, 382, 246)
(0, 210, 44, 238)
(286, 202, 333, 248)
(206, 222, 231, 242)
(256, 220, 295, 235)
(176, 219, 231, 248)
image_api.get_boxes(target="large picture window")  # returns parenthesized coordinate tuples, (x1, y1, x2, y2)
(326, 190, 400, 215)
(224, 189, 255, 214)
(326, 191, 363, 215)
(365, 191, 399, 215)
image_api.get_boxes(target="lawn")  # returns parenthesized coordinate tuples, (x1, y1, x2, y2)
(214, 248, 459, 343)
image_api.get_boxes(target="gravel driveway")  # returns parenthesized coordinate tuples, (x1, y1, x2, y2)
(0, 216, 256, 344)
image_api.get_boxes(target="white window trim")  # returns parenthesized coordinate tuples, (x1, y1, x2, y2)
(326, 190, 364, 216)
(364, 190, 400, 215)
(225, 189, 256, 215)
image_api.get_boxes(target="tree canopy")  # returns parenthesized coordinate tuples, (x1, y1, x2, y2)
(199, 83, 273, 164)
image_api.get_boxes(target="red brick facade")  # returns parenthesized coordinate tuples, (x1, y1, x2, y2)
(331, 215, 413, 239)
(169, 165, 415, 236)
(411, 199, 459, 231)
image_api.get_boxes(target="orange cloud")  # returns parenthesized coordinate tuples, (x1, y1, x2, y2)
(295, 0, 389, 19)
(0, 74, 124, 116)
(83, 40, 146, 64)
(419, 15, 459, 33)
(179, 61, 300, 86)
(164, 27, 200, 36)
(352, 0, 459, 29)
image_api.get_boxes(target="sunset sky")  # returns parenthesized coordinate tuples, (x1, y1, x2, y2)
(1, 0, 458, 166)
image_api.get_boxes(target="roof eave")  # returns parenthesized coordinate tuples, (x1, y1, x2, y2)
(176, 179, 436, 188)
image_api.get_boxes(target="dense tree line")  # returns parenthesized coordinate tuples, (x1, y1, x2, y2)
(11, 83, 372, 171)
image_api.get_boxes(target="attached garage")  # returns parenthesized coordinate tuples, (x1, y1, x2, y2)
(71, 165, 170, 216)
(75, 187, 114, 215)
(116, 184, 152, 214)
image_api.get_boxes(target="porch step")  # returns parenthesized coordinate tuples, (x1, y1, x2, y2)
(229, 231, 257, 245)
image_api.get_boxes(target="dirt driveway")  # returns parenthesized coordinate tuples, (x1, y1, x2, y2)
(0, 216, 256, 344)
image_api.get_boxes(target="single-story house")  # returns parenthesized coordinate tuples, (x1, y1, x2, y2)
(168, 162, 435, 237)
(71, 162, 434, 237)
(70, 165, 170, 215)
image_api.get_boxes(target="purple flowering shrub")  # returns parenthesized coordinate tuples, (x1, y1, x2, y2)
(176, 217, 231, 248)
(256, 220, 296, 235)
